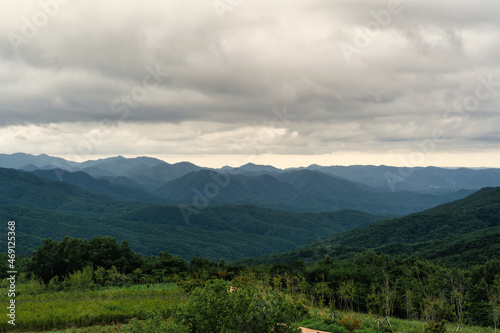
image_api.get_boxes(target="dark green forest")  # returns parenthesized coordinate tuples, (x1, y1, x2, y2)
(1, 236, 499, 332)
(242, 187, 500, 268)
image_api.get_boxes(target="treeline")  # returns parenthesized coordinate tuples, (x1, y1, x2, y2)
(3, 236, 500, 329)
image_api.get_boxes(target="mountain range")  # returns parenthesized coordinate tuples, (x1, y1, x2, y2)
(153, 168, 472, 215)
(0, 153, 488, 215)
(1, 153, 499, 267)
(0, 167, 388, 260)
(3, 153, 500, 194)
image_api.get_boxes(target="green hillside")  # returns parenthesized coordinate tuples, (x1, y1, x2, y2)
(1, 203, 385, 261)
(154, 169, 472, 215)
(0, 167, 149, 216)
(0, 168, 386, 261)
(30, 168, 166, 204)
(245, 187, 500, 267)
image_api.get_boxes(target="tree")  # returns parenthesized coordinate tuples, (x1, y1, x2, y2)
(489, 274, 500, 331)
(404, 288, 416, 321)
(450, 269, 468, 331)
(30, 238, 63, 283)
(159, 251, 187, 275)
(88, 236, 141, 274)
(59, 236, 88, 274)
(381, 273, 398, 326)
(367, 283, 384, 330)
(30, 236, 143, 284)
(94, 266, 107, 286)
(313, 281, 330, 307)
(338, 280, 356, 313)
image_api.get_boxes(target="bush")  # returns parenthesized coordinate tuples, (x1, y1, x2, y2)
(178, 279, 303, 333)
(339, 316, 362, 332)
(423, 320, 446, 333)
(65, 265, 95, 290)
(293, 299, 310, 318)
(379, 325, 394, 332)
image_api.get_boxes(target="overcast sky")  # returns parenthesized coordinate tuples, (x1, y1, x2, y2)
(1, 0, 499, 168)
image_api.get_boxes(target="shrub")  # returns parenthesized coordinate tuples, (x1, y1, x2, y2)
(379, 325, 394, 332)
(423, 320, 446, 333)
(178, 279, 303, 333)
(66, 265, 95, 290)
(339, 316, 362, 332)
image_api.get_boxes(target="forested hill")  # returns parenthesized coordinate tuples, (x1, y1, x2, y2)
(0, 168, 388, 261)
(327, 186, 500, 247)
(153, 169, 472, 215)
(29, 168, 167, 204)
(0, 167, 150, 215)
(244, 187, 500, 267)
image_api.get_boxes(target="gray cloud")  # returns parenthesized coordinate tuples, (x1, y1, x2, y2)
(0, 0, 499, 166)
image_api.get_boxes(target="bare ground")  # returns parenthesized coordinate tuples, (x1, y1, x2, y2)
(300, 327, 331, 333)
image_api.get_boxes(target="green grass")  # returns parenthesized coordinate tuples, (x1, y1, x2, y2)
(0, 283, 186, 333)
(298, 308, 496, 333)
(97, 283, 178, 292)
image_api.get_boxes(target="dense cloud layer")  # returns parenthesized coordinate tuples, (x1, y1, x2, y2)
(0, 0, 499, 166)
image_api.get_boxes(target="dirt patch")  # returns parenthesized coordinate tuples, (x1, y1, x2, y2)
(300, 327, 331, 333)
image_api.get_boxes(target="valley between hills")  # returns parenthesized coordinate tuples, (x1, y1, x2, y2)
(2, 152, 499, 264)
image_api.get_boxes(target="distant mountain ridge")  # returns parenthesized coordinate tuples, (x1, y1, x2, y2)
(154, 168, 472, 215)
(29, 169, 167, 204)
(0, 153, 201, 191)
(0, 153, 79, 170)
(0, 167, 388, 261)
(305, 165, 500, 193)
(2, 152, 493, 215)
(2, 153, 500, 194)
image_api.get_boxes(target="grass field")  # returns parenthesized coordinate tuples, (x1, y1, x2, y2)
(0, 283, 186, 333)
(298, 307, 496, 333)
(1, 281, 497, 333)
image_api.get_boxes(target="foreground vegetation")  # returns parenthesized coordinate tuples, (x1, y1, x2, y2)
(1, 281, 497, 332)
(33, 308, 500, 333)
(2, 279, 498, 333)
(1, 236, 500, 332)
(297, 310, 496, 333)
